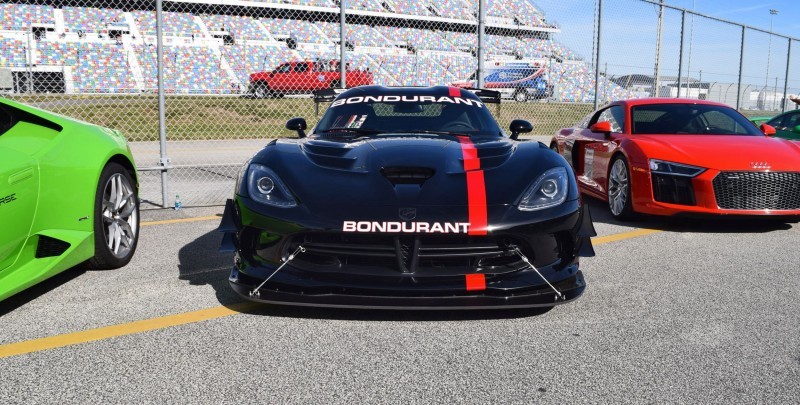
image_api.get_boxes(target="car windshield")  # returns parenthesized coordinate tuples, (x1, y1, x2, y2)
(314, 93, 503, 138)
(631, 103, 762, 136)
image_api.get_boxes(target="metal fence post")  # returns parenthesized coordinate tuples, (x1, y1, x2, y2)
(736, 26, 745, 110)
(677, 10, 685, 98)
(339, 1, 346, 89)
(477, 0, 486, 89)
(593, 0, 603, 109)
(156, 0, 170, 208)
(783, 39, 791, 112)
(654, 0, 664, 97)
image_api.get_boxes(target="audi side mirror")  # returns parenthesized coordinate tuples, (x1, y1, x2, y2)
(760, 123, 776, 136)
(590, 121, 612, 134)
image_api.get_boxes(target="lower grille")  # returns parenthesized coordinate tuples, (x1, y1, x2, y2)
(652, 174, 696, 206)
(712, 171, 800, 210)
(289, 233, 527, 276)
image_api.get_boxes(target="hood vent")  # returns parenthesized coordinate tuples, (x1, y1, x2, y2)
(381, 167, 435, 186)
(465, 142, 513, 170)
(302, 141, 357, 170)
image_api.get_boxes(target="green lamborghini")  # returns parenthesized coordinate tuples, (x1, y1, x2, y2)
(0, 97, 139, 302)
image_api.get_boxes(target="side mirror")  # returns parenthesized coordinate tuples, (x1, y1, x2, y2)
(286, 117, 307, 138)
(590, 121, 612, 134)
(760, 123, 776, 136)
(792, 125, 800, 134)
(509, 119, 533, 140)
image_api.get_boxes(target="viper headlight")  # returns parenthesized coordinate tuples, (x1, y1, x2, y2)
(518, 167, 569, 211)
(649, 159, 705, 177)
(246, 164, 297, 208)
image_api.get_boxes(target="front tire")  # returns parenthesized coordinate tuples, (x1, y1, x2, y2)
(88, 162, 139, 269)
(607, 155, 635, 221)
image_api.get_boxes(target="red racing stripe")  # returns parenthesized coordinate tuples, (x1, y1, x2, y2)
(465, 274, 486, 291)
(448, 86, 461, 97)
(457, 136, 480, 171)
(457, 136, 488, 236)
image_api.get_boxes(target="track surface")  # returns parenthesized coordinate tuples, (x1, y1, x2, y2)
(1, 201, 799, 403)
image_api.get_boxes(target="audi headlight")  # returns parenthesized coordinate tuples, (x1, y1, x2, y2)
(246, 164, 297, 208)
(649, 159, 705, 177)
(518, 167, 569, 211)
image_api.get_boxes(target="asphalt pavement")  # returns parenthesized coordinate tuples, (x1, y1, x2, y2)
(0, 201, 798, 403)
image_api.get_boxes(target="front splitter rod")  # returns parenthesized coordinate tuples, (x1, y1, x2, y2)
(249, 246, 306, 298)
(512, 247, 564, 301)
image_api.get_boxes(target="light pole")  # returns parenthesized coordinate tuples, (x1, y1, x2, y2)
(765, 9, 778, 110)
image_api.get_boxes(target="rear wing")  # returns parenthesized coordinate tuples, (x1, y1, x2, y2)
(462, 88, 501, 115)
(312, 88, 346, 116)
(462, 88, 501, 104)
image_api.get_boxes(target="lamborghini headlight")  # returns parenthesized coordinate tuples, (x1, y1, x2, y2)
(649, 159, 705, 177)
(246, 164, 297, 208)
(518, 167, 569, 211)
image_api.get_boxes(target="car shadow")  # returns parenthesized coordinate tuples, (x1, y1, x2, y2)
(178, 229, 557, 320)
(585, 197, 796, 233)
(0, 266, 87, 316)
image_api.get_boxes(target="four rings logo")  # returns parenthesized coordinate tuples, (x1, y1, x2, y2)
(750, 162, 771, 169)
(0, 193, 17, 206)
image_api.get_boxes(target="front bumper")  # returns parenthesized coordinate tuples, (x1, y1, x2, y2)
(219, 198, 595, 309)
(228, 263, 585, 309)
(630, 166, 800, 217)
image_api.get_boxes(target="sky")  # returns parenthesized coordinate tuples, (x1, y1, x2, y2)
(535, 0, 800, 90)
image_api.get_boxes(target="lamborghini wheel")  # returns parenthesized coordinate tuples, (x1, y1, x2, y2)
(608, 155, 634, 220)
(89, 162, 139, 269)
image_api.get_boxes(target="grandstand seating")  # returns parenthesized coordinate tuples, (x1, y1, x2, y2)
(0, 3, 55, 30)
(0, 1, 631, 100)
(221, 44, 294, 84)
(63, 7, 127, 33)
(135, 45, 227, 93)
(318, 22, 389, 48)
(0, 38, 28, 67)
(201, 14, 264, 41)
(373, 26, 457, 52)
(131, 11, 203, 37)
(263, 18, 329, 44)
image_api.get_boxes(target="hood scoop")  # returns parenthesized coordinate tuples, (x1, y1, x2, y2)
(302, 141, 357, 170)
(469, 141, 513, 170)
(381, 167, 435, 186)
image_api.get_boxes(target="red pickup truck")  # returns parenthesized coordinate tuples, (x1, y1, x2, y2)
(248, 60, 373, 98)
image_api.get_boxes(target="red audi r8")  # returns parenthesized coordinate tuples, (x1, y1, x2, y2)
(550, 98, 800, 220)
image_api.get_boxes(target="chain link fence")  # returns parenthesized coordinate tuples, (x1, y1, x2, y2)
(1, 0, 797, 208)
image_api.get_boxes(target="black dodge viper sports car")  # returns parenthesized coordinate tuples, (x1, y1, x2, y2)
(219, 86, 596, 309)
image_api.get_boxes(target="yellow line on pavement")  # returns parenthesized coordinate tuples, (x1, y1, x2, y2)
(0, 303, 259, 359)
(591, 228, 661, 245)
(0, 227, 660, 359)
(140, 215, 220, 227)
